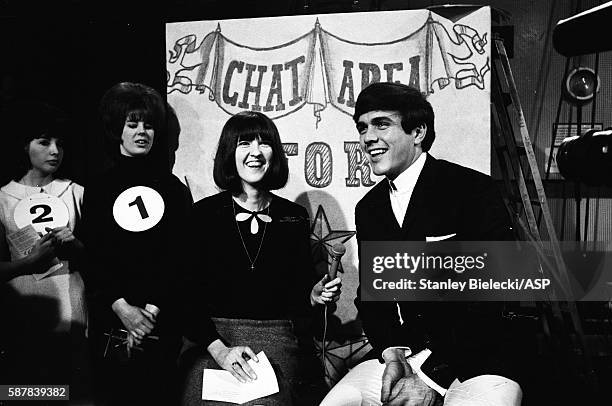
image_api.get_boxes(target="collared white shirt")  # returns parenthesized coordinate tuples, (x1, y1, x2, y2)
(388, 152, 427, 227)
(385, 153, 451, 396)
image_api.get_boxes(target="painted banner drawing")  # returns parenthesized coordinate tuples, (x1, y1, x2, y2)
(167, 12, 491, 123)
(169, 27, 324, 120)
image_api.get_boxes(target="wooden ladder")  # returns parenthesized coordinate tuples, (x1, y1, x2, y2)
(490, 35, 598, 392)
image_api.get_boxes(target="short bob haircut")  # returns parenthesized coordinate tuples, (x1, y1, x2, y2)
(98, 82, 167, 158)
(353, 82, 436, 152)
(213, 111, 288, 193)
(9, 101, 73, 181)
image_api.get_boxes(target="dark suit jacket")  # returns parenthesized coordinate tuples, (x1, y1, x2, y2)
(355, 154, 517, 388)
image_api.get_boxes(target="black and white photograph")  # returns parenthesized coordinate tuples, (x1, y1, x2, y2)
(1, 1, 611, 405)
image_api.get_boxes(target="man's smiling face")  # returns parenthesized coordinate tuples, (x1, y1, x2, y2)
(356, 110, 424, 180)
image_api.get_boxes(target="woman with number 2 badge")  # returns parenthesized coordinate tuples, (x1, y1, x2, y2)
(180, 111, 342, 406)
(82, 82, 198, 405)
(0, 102, 88, 393)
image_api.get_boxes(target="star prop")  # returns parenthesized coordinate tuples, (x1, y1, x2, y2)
(314, 334, 372, 385)
(309, 205, 356, 276)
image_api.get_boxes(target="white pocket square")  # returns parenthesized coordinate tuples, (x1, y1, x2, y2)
(426, 233, 457, 242)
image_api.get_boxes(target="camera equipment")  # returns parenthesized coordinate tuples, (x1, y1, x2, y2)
(553, 1, 612, 56)
(556, 128, 612, 187)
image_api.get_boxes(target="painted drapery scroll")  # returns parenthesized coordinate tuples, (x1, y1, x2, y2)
(167, 12, 490, 124)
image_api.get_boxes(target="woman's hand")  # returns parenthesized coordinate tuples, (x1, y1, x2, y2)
(27, 232, 58, 272)
(207, 339, 259, 383)
(310, 275, 342, 306)
(44, 226, 83, 258)
(0, 222, 56, 281)
(111, 298, 156, 340)
(45, 226, 75, 245)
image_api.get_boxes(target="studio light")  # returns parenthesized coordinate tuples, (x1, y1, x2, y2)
(563, 67, 599, 105)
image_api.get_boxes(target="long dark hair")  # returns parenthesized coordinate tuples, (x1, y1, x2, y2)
(7, 101, 73, 182)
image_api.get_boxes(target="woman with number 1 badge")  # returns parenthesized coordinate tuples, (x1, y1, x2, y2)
(82, 82, 194, 405)
(180, 111, 342, 406)
(0, 102, 88, 392)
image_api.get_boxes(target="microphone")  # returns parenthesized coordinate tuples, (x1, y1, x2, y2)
(328, 243, 346, 280)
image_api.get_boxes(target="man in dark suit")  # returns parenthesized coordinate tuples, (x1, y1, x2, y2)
(321, 83, 523, 406)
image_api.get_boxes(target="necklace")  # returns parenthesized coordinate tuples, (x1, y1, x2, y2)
(20, 175, 51, 188)
(232, 198, 271, 271)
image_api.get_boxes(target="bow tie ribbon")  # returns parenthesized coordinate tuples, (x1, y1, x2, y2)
(235, 211, 272, 234)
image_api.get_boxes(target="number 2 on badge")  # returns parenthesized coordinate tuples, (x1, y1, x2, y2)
(13, 193, 69, 234)
(30, 204, 54, 224)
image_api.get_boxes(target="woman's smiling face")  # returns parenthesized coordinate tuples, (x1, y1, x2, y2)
(235, 135, 273, 188)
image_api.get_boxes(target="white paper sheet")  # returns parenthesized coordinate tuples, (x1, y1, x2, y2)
(6, 224, 39, 258)
(201, 351, 279, 404)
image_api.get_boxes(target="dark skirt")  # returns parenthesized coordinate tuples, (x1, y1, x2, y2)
(180, 317, 322, 406)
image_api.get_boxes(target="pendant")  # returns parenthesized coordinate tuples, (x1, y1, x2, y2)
(250, 264, 255, 271)
(251, 216, 259, 234)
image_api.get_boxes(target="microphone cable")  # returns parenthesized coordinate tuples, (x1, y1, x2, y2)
(320, 243, 346, 382)
(321, 302, 329, 380)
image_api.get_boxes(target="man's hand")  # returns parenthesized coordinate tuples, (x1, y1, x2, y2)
(381, 348, 412, 403)
(381, 348, 440, 406)
(383, 374, 440, 406)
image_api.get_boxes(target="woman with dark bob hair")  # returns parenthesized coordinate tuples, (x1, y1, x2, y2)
(81, 82, 211, 405)
(0, 102, 88, 395)
(180, 111, 341, 406)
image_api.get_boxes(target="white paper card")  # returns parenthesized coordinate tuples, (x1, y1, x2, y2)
(6, 224, 40, 259)
(201, 351, 279, 404)
(32, 260, 64, 281)
(7, 224, 63, 280)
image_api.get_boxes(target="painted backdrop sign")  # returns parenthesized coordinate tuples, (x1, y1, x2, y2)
(166, 7, 491, 378)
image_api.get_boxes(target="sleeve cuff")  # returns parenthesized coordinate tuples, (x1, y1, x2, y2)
(406, 349, 447, 396)
(381, 347, 448, 395)
(381, 346, 412, 362)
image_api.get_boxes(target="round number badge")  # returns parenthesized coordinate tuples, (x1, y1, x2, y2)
(112, 186, 165, 232)
(14, 193, 70, 234)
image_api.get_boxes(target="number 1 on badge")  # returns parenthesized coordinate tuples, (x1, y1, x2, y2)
(128, 195, 149, 219)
